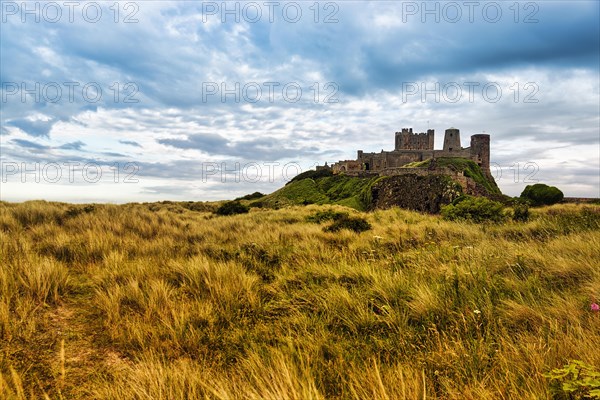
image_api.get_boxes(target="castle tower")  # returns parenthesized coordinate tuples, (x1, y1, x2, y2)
(395, 128, 412, 150)
(443, 128, 461, 152)
(426, 129, 435, 150)
(395, 128, 435, 150)
(470, 134, 490, 172)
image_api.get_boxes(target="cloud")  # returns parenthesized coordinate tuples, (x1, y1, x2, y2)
(157, 132, 325, 161)
(6, 118, 55, 137)
(158, 133, 229, 154)
(0, 1, 598, 201)
(10, 138, 49, 150)
(119, 140, 142, 147)
(59, 141, 86, 150)
(101, 152, 128, 158)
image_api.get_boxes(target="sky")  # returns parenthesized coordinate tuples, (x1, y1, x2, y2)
(1, 0, 599, 203)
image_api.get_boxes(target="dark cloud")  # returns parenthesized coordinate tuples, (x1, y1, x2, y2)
(158, 133, 229, 153)
(11, 138, 49, 150)
(158, 133, 324, 160)
(119, 140, 142, 148)
(59, 141, 86, 150)
(7, 119, 55, 137)
(102, 152, 128, 158)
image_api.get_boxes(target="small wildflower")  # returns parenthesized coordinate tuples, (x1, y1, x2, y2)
(473, 309, 481, 315)
(591, 303, 600, 311)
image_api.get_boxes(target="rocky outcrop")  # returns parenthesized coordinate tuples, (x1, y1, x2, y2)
(369, 174, 463, 213)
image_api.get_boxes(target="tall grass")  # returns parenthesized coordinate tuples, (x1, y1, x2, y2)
(0, 201, 598, 399)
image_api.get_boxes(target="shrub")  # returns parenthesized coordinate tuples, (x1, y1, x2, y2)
(184, 202, 217, 213)
(441, 196, 506, 223)
(287, 168, 333, 184)
(214, 201, 249, 216)
(324, 216, 372, 233)
(235, 192, 265, 201)
(451, 195, 469, 206)
(512, 199, 530, 222)
(544, 360, 600, 399)
(521, 183, 564, 206)
(306, 210, 349, 224)
(64, 204, 96, 219)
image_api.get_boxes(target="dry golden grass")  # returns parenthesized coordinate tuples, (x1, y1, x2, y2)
(0, 200, 598, 399)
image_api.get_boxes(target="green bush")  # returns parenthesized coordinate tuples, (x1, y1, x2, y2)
(521, 183, 564, 206)
(287, 168, 333, 184)
(306, 209, 349, 224)
(441, 196, 506, 223)
(235, 192, 265, 201)
(214, 201, 250, 216)
(65, 204, 95, 218)
(544, 360, 600, 399)
(185, 202, 217, 212)
(324, 216, 372, 233)
(512, 199, 530, 222)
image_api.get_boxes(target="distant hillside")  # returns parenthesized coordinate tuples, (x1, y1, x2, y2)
(252, 158, 501, 212)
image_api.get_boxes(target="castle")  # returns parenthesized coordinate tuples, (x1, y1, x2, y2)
(330, 127, 490, 176)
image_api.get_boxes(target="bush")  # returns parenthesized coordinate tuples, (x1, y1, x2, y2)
(441, 196, 506, 223)
(214, 201, 249, 216)
(235, 192, 265, 201)
(65, 204, 95, 218)
(544, 360, 600, 399)
(324, 216, 372, 233)
(521, 183, 564, 206)
(184, 202, 217, 212)
(306, 209, 349, 224)
(287, 168, 333, 184)
(512, 199, 530, 222)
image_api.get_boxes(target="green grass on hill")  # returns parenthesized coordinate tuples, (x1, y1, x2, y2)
(252, 175, 381, 210)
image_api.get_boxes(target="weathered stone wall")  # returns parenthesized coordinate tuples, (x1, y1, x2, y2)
(432, 148, 471, 159)
(357, 150, 433, 170)
(332, 160, 363, 174)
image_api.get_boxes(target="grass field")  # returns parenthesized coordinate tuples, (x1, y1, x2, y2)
(1, 200, 599, 399)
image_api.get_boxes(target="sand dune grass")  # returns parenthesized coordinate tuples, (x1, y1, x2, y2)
(0, 201, 598, 399)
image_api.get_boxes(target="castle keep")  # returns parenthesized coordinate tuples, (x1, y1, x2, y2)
(331, 127, 490, 176)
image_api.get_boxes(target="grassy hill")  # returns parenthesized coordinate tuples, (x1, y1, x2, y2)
(252, 173, 381, 210)
(252, 158, 500, 211)
(1, 201, 598, 399)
